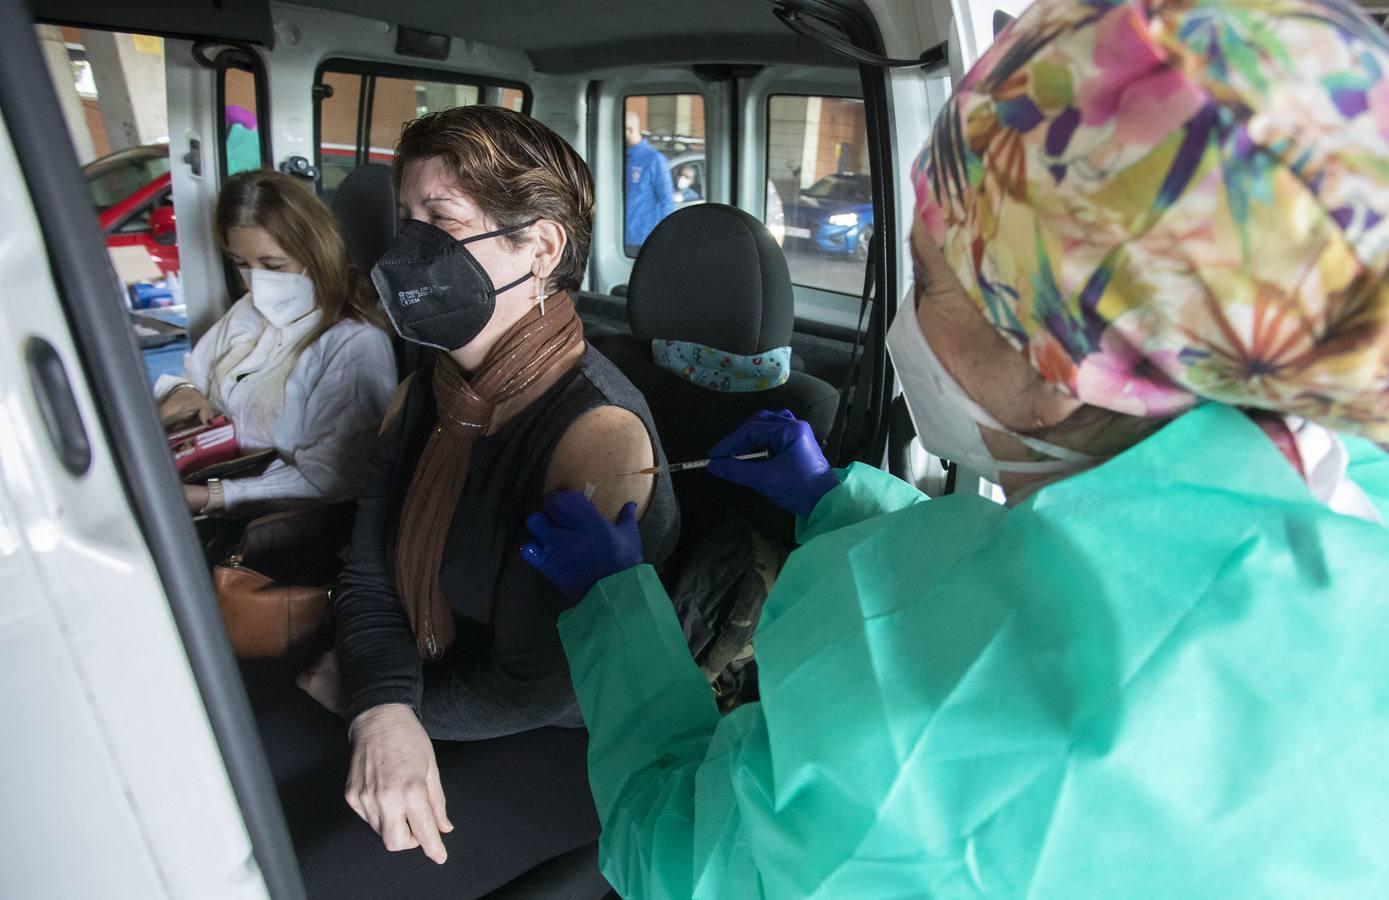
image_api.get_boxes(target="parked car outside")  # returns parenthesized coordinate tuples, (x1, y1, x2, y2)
(780, 171, 873, 260)
(665, 149, 786, 244)
(84, 143, 180, 276)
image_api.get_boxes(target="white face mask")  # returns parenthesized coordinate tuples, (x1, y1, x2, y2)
(886, 288, 1094, 485)
(240, 267, 317, 329)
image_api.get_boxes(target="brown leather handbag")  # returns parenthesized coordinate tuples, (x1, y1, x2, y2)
(211, 504, 354, 658)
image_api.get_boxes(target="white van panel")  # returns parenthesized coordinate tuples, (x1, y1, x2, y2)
(0, 116, 267, 900)
(261, 0, 582, 162)
(164, 38, 226, 343)
(950, 0, 1035, 68)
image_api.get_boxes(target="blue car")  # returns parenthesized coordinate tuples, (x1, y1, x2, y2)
(781, 172, 874, 260)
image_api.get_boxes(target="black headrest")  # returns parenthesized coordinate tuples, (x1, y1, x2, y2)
(628, 204, 794, 355)
(331, 164, 397, 274)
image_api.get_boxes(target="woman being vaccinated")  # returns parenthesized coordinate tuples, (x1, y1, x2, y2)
(274, 105, 678, 898)
(523, 0, 1389, 895)
(154, 169, 395, 515)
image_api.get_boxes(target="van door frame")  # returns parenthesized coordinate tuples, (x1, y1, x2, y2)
(0, 10, 306, 899)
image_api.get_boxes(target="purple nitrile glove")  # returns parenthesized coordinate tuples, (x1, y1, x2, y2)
(706, 409, 838, 519)
(521, 490, 643, 606)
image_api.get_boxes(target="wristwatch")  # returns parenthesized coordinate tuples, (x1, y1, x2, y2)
(200, 478, 226, 515)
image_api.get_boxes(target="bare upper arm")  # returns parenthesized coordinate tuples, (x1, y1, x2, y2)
(544, 405, 656, 520)
(378, 372, 415, 436)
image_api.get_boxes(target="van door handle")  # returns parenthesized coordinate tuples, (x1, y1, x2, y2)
(183, 137, 203, 177)
(25, 337, 91, 477)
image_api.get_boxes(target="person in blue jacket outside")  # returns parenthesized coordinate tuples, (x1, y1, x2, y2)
(522, 0, 1389, 896)
(623, 110, 675, 251)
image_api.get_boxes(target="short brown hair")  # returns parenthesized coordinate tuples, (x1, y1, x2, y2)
(215, 169, 384, 356)
(394, 105, 595, 293)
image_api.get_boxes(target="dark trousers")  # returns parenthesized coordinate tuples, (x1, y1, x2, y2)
(244, 659, 606, 899)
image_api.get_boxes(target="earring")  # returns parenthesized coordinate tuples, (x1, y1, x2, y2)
(533, 277, 548, 316)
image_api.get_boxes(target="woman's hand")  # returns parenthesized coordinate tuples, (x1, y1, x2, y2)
(707, 409, 839, 518)
(159, 385, 216, 428)
(522, 491, 643, 605)
(345, 704, 454, 865)
(183, 483, 209, 513)
(297, 650, 344, 716)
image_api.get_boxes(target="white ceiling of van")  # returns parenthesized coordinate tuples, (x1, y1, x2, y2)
(304, 0, 847, 72)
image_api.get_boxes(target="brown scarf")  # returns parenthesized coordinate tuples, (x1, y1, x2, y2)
(394, 292, 584, 658)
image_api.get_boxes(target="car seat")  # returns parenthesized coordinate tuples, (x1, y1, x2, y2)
(592, 203, 839, 544)
(328, 164, 420, 378)
(593, 204, 839, 707)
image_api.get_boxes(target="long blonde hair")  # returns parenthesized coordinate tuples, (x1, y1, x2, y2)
(214, 169, 385, 358)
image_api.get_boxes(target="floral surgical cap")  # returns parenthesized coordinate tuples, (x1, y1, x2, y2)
(916, 0, 1389, 439)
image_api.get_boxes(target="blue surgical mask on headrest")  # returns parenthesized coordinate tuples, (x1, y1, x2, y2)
(652, 339, 792, 393)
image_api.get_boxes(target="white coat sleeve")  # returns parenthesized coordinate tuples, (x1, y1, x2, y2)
(221, 326, 396, 512)
(152, 301, 240, 402)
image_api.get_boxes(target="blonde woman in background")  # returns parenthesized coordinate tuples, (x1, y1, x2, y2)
(155, 169, 396, 515)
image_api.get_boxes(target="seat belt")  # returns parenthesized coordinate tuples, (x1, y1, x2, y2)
(827, 232, 878, 464)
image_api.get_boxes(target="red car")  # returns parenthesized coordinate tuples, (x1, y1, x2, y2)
(85, 143, 390, 276)
(84, 143, 179, 276)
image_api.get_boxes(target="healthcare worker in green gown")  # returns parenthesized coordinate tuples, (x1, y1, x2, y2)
(522, 0, 1389, 895)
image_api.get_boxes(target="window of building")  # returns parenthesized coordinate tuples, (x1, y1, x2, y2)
(315, 59, 529, 202)
(622, 93, 706, 256)
(765, 95, 871, 296)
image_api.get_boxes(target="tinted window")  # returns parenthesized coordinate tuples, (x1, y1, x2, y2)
(622, 93, 706, 256)
(765, 95, 871, 295)
(222, 64, 263, 178)
(317, 71, 364, 199)
(315, 61, 527, 203)
(369, 76, 479, 155)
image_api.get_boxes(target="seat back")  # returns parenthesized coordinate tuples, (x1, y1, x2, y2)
(329, 164, 418, 377)
(330, 163, 396, 273)
(593, 204, 839, 543)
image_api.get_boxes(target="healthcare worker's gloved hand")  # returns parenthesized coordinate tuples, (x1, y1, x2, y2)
(521, 490, 643, 605)
(707, 409, 838, 519)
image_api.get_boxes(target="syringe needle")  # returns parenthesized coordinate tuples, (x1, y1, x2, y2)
(624, 450, 770, 477)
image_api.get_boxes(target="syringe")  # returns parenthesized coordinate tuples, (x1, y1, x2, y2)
(624, 450, 770, 477)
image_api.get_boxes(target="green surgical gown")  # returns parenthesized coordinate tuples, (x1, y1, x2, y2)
(557, 403, 1389, 898)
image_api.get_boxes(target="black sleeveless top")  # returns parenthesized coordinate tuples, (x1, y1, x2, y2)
(334, 346, 680, 740)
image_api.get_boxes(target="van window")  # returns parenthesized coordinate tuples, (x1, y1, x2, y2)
(315, 59, 530, 202)
(766, 94, 870, 296)
(317, 70, 364, 198)
(35, 24, 185, 383)
(623, 93, 705, 256)
(220, 60, 265, 179)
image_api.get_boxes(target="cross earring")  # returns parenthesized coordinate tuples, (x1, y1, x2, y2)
(534, 277, 548, 316)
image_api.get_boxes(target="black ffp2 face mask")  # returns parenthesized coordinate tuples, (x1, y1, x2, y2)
(371, 218, 537, 352)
